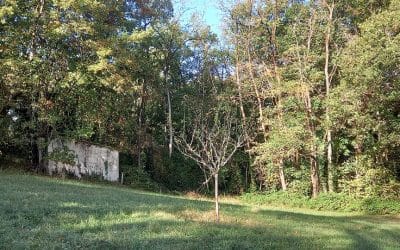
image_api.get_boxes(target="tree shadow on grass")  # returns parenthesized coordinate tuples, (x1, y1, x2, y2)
(62, 214, 399, 250)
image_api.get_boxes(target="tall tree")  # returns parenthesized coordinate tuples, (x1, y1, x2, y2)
(329, 0, 400, 189)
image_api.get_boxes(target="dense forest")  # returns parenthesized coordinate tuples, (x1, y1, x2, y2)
(1, 0, 399, 201)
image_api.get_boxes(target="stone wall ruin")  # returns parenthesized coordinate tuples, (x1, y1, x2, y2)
(47, 140, 119, 182)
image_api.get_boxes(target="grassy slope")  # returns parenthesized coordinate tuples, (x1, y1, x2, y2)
(1, 172, 399, 249)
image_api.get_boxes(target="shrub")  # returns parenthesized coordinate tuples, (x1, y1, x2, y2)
(341, 168, 400, 199)
(119, 164, 164, 192)
(241, 192, 400, 215)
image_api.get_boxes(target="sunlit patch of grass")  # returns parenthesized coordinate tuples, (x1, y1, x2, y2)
(178, 209, 215, 222)
(1, 171, 400, 249)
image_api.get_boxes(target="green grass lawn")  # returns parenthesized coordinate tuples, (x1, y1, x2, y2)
(1, 171, 399, 249)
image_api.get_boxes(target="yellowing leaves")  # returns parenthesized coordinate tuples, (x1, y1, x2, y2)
(88, 47, 113, 73)
(87, 59, 110, 73)
(0, 0, 17, 24)
(96, 48, 112, 57)
(53, 0, 105, 11)
(66, 72, 87, 86)
(52, 0, 75, 9)
(127, 28, 154, 42)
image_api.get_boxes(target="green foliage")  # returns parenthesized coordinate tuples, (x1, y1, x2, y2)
(225, 0, 400, 197)
(119, 164, 163, 192)
(341, 168, 400, 199)
(1, 0, 400, 205)
(153, 151, 203, 192)
(220, 154, 247, 195)
(242, 192, 400, 215)
(46, 147, 75, 165)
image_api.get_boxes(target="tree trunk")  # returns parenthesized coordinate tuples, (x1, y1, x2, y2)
(214, 173, 219, 223)
(270, 4, 288, 193)
(234, 21, 251, 150)
(167, 89, 173, 157)
(235, 61, 249, 148)
(28, 0, 45, 171)
(246, 41, 266, 135)
(137, 83, 146, 168)
(30, 137, 40, 170)
(324, 1, 335, 192)
(327, 129, 334, 191)
(245, 1, 263, 136)
(310, 148, 320, 198)
(302, 4, 320, 197)
(304, 90, 320, 198)
(278, 159, 287, 191)
(163, 60, 173, 158)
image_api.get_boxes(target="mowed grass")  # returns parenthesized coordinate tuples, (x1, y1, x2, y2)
(1, 172, 399, 249)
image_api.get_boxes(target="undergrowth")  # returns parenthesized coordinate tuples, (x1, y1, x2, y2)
(241, 191, 400, 215)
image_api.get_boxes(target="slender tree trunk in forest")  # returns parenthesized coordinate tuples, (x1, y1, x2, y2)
(354, 139, 362, 179)
(137, 82, 146, 168)
(310, 148, 320, 198)
(270, 3, 288, 191)
(326, 129, 333, 191)
(234, 21, 254, 190)
(214, 172, 219, 223)
(278, 159, 287, 191)
(28, 0, 45, 171)
(163, 64, 173, 157)
(137, 116, 142, 167)
(235, 37, 250, 149)
(297, 5, 320, 198)
(247, 45, 266, 134)
(245, 0, 266, 135)
(305, 90, 320, 198)
(167, 89, 173, 157)
(245, 40, 266, 190)
(323, 0, 335, 192)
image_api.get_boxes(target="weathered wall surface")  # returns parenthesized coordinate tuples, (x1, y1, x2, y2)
(47, 140, 119, 182)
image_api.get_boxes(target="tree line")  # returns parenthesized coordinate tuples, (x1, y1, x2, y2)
(1, 0, 399, 199)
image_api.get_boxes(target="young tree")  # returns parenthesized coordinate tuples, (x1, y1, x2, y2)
(175, 108, 244, 222)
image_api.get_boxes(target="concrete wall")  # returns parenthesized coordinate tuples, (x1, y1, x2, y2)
(47, 140, 119, 182)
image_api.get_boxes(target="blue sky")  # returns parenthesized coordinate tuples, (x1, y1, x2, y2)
(173, 0, 224, 38)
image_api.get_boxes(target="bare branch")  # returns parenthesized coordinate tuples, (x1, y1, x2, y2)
(175, 107, 244, 180)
